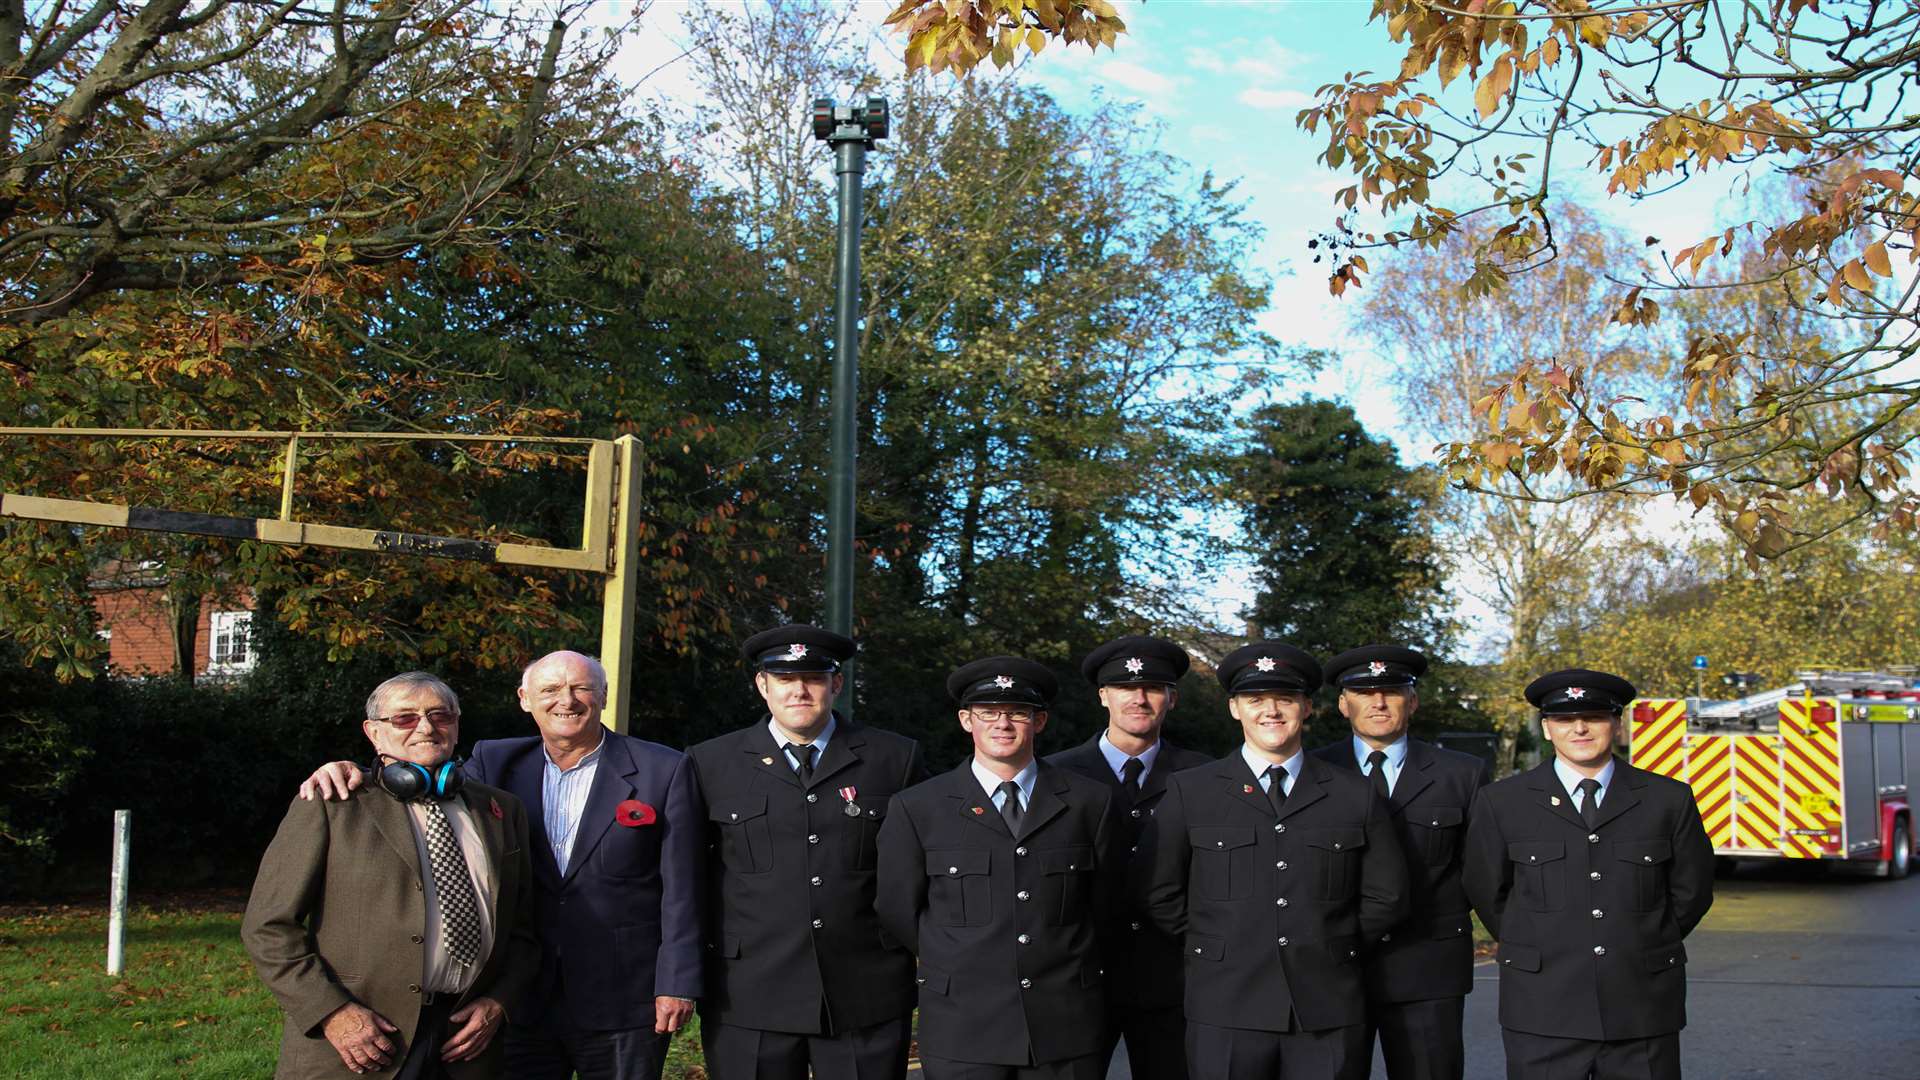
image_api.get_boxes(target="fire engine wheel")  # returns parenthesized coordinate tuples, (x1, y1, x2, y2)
(1887, 819, 1910, 880)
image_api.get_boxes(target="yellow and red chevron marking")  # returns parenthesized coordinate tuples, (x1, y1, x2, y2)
(1685, 735, 1736, 849)
(1629, 700, 1689, 780)
(1778, 699, 1843, 857)
(1731, 735, 1784, 852)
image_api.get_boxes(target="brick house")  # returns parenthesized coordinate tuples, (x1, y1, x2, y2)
(89, 561, 256, 679)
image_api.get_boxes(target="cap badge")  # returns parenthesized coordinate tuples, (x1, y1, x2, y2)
(761, 756, 775, 766)
(1368, 661, 1387, 676)
(993, 675, 1014, 689)
(1567, 687, 1587, 699)
(1255, 657, 1277, 672)
(785, 643, 808, 659)
(1125, 657, 1144, 674)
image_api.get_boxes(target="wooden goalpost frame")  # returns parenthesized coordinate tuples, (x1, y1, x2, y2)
(0, 427, 647, 733)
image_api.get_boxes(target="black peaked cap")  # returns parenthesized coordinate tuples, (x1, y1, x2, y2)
(948, 656, 1058, 708)
(1080, 635, 1191, 687)
(1216, 642, 1322, 695)
(741, 624, 856, 674)
(1525, 668, 1637, 716)
(1326, 645, 1428, 690)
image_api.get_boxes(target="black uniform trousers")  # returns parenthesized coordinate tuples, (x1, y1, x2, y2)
(1366, 996, 1465, 1080)
(917, 1052, 1107, 1080)
(1185, 1018, 1371, 1080)
(702, 1015, 912, 1080)
(1501, 1029, 1682, 1080)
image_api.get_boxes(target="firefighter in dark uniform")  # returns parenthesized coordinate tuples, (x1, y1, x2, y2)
(689, 625, 926, 1080)
(1464, 669, 1715, 1080)
(875, 657, 1118, 1080)
(1135, 642, 1409, 1080)
(1046, 634, 1209, 1080)
(1308, 645, 1491, 1080)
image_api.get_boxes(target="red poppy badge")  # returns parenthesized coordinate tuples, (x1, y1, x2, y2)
(489, 797, 504, 820)
(616, 799, 657, 827)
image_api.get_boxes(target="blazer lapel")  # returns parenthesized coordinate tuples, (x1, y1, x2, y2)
(1136, 740, 1179, 805)
(503, 747, 559, 884)
(809, 721, 864, 791)
(747, 724, 803, 789)
(366, 788, 423, 872)
(564, 734, 636, 885)
(1590, 759, 1643, 830)
(1016, 767, 1069, 840)
(1217, 756, 1278, 818)
(1275, 756, 1328, 821)
(1525, 761, 1593, 831)
(1390, 741, 1436, 810)
(951, 763, 1012, 838)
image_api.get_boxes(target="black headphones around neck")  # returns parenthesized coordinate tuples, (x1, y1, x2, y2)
(371, 756, 465, 802)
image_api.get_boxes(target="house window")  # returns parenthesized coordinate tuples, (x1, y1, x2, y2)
(208, 610, 255, 674)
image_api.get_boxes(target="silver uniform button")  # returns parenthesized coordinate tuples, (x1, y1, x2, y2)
(1594, 945, 1607, 956)
(1017, 890, 1031, 901)
(808, 833, 819, 844)
(1592, 909, 1604, 918)
(810, 876, 823, 886)
(1275, 898, 1288, 908)
(1019, 978, 1031, 988)
(1588, 833, 1600, 843)
(806, 793, 817, 803)
(1130, 921, 1142, 930)
(1590, 871, 1602, 881)
(1275, 823, 1287, 833)
(948, 866, 959, 875)
(1130, 809, 1143, 818)
(1016, 846, 1028, 856)
(812, 919, 823, 929)
(1277, 937, 1289, 946)
(1017, 934, 1030, 944)
(1276, 861, 1288, 870)
(1381, 933, 1391, 942)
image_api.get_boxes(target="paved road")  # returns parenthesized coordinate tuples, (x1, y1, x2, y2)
(1109, 861, 1920, 1079)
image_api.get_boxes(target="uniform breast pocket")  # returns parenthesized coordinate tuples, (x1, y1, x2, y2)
(842, 794, 890, 871)
(1408, 806, 1465, 867)
(709, 795, 773, 874)
(927, 848, 992, 927)
(1507, 840, 1567, 911)
(1614, 837, 1673, 911)
(1189, 827, 1257, 901)
(1038, 845, 1095, 926)
(1305, 827, 1367, 900)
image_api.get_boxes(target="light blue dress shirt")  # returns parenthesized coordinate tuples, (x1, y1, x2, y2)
(1098, 730, 1161, 783)
(1242, 744, 1302, 796)
(542, 737, 604, 876)
(771, 714, 836, 771)
(1554, 756, 1617, 811)
(1354, 734, 1410, 795)
(973, 758, 1039, 813)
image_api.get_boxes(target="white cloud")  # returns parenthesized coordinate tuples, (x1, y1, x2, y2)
(1239, 87, 1315, 110)
(1100, 58, 1180, 96)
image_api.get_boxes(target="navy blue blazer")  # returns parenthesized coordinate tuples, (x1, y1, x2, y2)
(465, 729, 705, 1032)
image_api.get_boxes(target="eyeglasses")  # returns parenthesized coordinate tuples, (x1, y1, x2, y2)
(968, 709, 1038, 725)
(375, 709, 458, 729)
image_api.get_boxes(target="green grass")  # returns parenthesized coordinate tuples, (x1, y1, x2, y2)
(0, 903, 707, 1079)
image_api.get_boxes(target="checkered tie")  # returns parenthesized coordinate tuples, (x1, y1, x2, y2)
(421, 801, 482, 969)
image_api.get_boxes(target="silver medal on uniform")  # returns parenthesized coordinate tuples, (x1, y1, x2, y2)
(840, 784, 860, 816)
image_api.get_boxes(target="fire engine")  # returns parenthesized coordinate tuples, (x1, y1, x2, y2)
(1627, 670, 1916, 877)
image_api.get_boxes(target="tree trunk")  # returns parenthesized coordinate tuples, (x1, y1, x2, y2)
(168, 587, 200, 686)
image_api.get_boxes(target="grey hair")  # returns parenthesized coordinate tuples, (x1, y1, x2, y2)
(520, 650, 609, 700)
(365, 672, 462, 721)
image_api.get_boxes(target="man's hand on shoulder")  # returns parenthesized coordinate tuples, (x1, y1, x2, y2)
(320, 1001, 398, 1074)
(654, 995, 695, 1034)
(441, 995, 507, 1062)
(298, 761, 364, 801)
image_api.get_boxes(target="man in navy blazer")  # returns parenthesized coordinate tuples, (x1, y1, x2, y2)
(300, 650, 704, 1080)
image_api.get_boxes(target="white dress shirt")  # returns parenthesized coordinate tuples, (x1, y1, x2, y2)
(404, 797, 497, 994)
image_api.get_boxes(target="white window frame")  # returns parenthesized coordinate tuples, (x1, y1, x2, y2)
(207, 609, 256, 675)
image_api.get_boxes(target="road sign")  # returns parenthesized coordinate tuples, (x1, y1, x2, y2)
(1693, 655, 1709, 670)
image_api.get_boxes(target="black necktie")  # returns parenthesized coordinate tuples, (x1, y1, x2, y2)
(1367, 749, 1391, 803)
(1577, 778, 1601, 829)
(786, 742, 816, 785)
(1121, 757, 1145, 801)
(1265, 764, 1288, 817)
(997, 780, 1024, 833)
